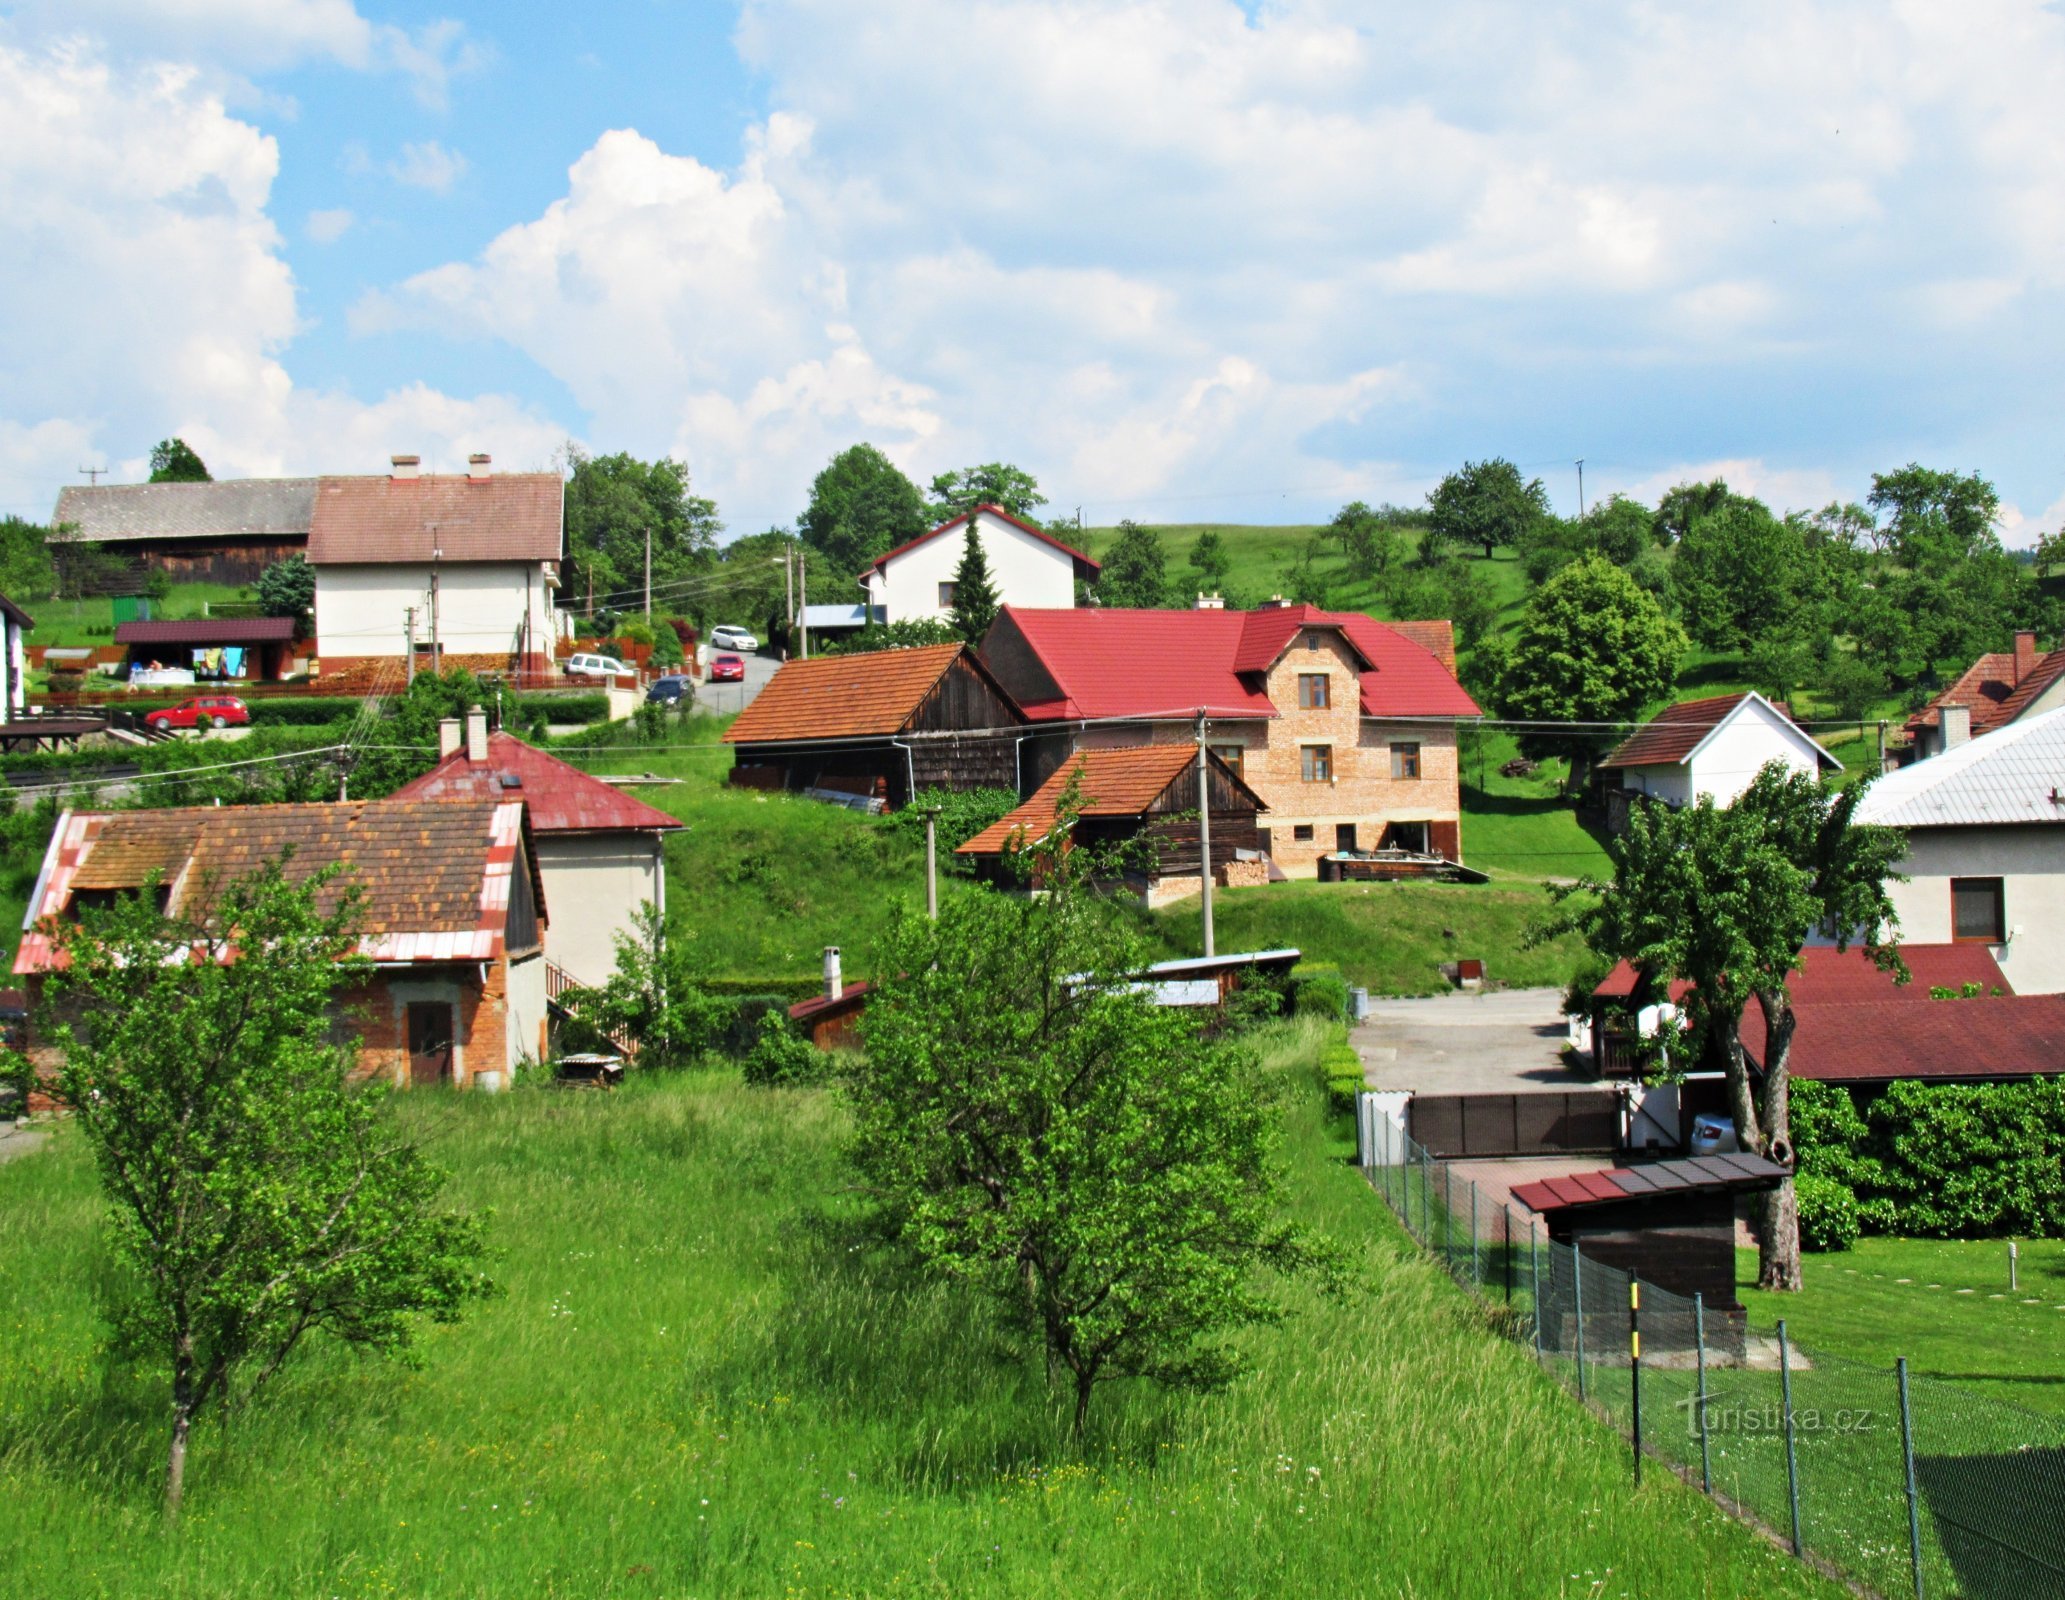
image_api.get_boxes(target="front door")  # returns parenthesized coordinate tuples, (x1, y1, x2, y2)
(406, 1001, 455, 1086)
(1335, 823, 1357, 853)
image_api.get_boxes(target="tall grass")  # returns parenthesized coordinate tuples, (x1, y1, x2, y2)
(0, 1022, 1840, 1597)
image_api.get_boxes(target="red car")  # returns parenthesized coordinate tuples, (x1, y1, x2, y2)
(147, 695, 251, 731)
(709, 654, 746, 683)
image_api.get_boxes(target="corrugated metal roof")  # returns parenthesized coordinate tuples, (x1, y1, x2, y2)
(1856, 704, 2065, 828)
(389, 732, 682, 835)
(53, 479, 318, 542)
(306, 473, 562, 565)
(114, 617, 298, 645)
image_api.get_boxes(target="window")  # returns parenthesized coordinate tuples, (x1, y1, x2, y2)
(1298, 673, 1331, 709)
(937, 581, 957, 608)
(1391, 740, 1422, 780)
(1301, 744, 1333, 782)
(1293, 824, 1315, 842)
(1211, 743, 1244, 778)
(1951, 877, 2005, 943)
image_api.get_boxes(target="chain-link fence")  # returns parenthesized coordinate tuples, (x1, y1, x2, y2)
(1358, 1096, 2065, 1599)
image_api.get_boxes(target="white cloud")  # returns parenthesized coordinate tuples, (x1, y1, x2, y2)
(389, 139, 468, 193)
(305, 206, 353, 243)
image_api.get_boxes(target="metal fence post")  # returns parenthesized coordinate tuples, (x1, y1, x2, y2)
(1779, 1319, 1803, 1558)
(1420, 1149, 1432, 1244)
(1503, 1204, 1513, 1305)
(1629, 1280, 1643, 1487)
(1898, 1357, 1925, 1600)
(1694, 1292, 1712, 1496)
(1573, 1245, 1588, 1403)
(1443, 1164, 1456, 1268)
(1469, 1180, 1480, 1287)
(1530, 1221, 1543, 1354)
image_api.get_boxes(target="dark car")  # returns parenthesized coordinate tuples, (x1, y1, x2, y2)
(709, 654, 747, 683)
(646, 675, 693, 706)
(146, 695, 252, 731)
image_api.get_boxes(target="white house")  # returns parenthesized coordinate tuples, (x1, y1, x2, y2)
(858, 505, 1099, 625)
(308, 454, 561, 677)
(1853, 704, 2065, 995)
(1598, 691, 1836, 829)
(0, 591, 31, 717)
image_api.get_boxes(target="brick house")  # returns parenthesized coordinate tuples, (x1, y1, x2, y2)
(980, 603, 1480, 879)
(15, 796, 549, 1089)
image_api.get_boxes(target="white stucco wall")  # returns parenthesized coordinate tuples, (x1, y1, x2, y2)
(536, 832, 665, 988)
(1617, 763, 1695, 806)
(863, 510, 1078, 624)
(1880, 825, 2065, 995)
(504, 952, 548, 1073)
(314, 561, 555, 660)
(1684, 701, 1825, 804)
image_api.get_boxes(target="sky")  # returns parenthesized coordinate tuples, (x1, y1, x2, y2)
(6, 0, 2065, 546)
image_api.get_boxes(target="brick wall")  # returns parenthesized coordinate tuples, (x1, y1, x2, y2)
(339, 960, 514, 1089)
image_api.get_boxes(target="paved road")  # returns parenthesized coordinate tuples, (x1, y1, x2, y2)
(1354, 988, 1610, 1095)
(689, 650, 781, 718)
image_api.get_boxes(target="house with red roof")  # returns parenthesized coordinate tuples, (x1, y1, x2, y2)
(1596, 691, 1836, 834)
(859, 505, 1099, 625)
(309, 453, 562, 680)
(1902, 630, 2065, 762)
(390, 710, 682, 989)
(980, 600, 1480, 878)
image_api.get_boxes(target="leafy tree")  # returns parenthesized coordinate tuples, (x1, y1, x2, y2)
(1188, 528, 1233, 591)
(1425, 458, 1550, 559)
(44, 862, 494, 1514)
(2033, 525, 2065, 575)
(800, 444, 930, 587)
(0, 516, 56, 600)
(1670, 495, 1802, 651)
(1276, 533, 1334, 607)
(563, 445, 721, 616)
(1517, 496, 1653, 585)
(1868, 464, 2001, 573)
(947, 523, 1001, 645)
(255, 554, 314, 624)
(347, 667, 490, 798)
(1383, 559, 1499, 651)
(573, 903, 736, 1067)
(845, 800, 1341, 1434)
(1546, 766, 1906, 1288)
(1488, 556, 1684, 786)
(1821, 653, 1888, 721)
(929, 462, 1046, 521)
(1097, 520, 1170, 608)
(1744, 630, 1814, 704)
(1329, 501, 1405, 582)
(1651, 479, 1733, 545)
(148, 438, 211, 483)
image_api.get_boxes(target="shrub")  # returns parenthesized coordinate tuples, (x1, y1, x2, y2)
(1863, 1078, 2065, 1238)
(515, 693, 610, 727)
(247, 697, 364, 727)
(1790, 1077, 1876, 1191)
(1795, 1173, 1860, 1252)
(1290, 961, 1349, 1021)
(740, 1009, 832, 1086)
(1317, 1034, 1364, 1110)
(721, 994, 794, 1056)
(886, 787, 1021, 863)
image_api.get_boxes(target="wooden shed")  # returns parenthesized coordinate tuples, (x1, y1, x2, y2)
(722, 643, 1023, 809)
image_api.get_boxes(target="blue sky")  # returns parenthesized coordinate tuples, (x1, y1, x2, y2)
(6, 1, 2065, 544)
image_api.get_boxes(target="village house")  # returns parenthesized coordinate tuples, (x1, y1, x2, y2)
(309, 454, 561, 680)
(1903, 630, 2065, 762)
(0, 591, 32, 716)
(858, 505, 1099, 624)
(979, 602, 1480, 879)
(52, 477, 316, 585)
(1596, 691, 1838, 834)
(1852, 703, 2065, 995)
(389, 710, 682, 989)
(956, 742, 1269, 906)
(15, 795, 549, 1089)
(723, 642, 1024, 808)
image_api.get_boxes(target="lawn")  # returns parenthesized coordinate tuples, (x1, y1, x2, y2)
(0, 1021, 1843, 1599)
(26, 582, 253, 649)
(1737, 1237, 2065, 1416)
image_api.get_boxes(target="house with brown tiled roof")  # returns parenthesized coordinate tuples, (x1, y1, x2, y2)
(1904, 630, 2065, 761)
(309, 453, 562, 681)
(391, 711, 681, 988)
(1597, 691, 1837, 833)
(956, 742, 1268, 906)
(15, 795, 550, 1089)
(721, 643, 1024, 808)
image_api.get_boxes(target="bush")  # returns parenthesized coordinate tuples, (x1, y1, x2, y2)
(721, 993, 794, 1056)
(1318, 1034, 1363, 1110)
(1795, 1173, 1860, 1253)
(886, 787, 1022, 862)
(516, 693, 610, 728)
(740, 1008, 833, 1086)
(247, 697, 364, 727)
(1290, 961, 1350, 1021)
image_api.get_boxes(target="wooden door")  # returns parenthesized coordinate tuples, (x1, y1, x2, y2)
(1335, 823, 1357, 853)
(406, 1001, 454, 1087)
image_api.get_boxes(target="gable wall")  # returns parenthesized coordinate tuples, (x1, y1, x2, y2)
(1683, 701, 1823, 804)
(870, 511, 1077, 624)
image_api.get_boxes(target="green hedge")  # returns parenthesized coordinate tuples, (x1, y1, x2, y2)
(1318, 1034, 1364, 1111)
(516, 693, 611, 726)
(1795, 1173, 1860, 1253)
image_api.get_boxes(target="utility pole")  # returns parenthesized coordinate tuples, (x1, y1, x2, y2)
(643, 524, 652, 621)
(405, 606, 417, 684)
(1576, 459, 1587, 520)
(429, 547, 442, 676)
(78, 465, 107, 485)
(784, 543, 794, 647)
(799, 554, 809, 659)
(922, 806, 941, 920)
(1196, 709, 1215, 959)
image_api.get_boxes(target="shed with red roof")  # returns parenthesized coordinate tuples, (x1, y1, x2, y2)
(980, 600, 1479, 878)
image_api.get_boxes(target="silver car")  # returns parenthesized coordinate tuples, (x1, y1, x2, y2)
(709, 624, 758, 652)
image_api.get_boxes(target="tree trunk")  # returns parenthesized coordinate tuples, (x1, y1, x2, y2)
(1753, 991, 1802, 1291)
(166, 1393, 193, 1519)
(1072, 1371, 1094, 1440)
(1757, 1180, 1803, 1292)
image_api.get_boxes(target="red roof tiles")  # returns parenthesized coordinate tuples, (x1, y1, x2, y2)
(1599, 692, 1829, 771)
(857, 504, 1100, 582)
(956, 743, 1261, 856)
(986, 604, 1480, 723)
(390, 732, 681, 835)
(307, 473, 562, 565)
(1594, 943, 2010, 1003)
(114, 617, 297, 645)
(1905, 635, 2065, 737)
(1772, 995, 2065, 1083)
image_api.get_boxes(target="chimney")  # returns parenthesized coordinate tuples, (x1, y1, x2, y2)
(467, 452, 492, 481)
(2015, 629, 2039, 684)
(438, 717, 462, 760)
(822, 945, 843, 1002)
(466, 705, 488, 763)
(390, 453, 421, 481)
(1194, 592, 1224, 610)
(1940, 703, 1971, 749)
(1258, 594, 1287, 610)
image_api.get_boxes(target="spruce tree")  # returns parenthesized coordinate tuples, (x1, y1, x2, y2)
(949, 521, 1001, 644)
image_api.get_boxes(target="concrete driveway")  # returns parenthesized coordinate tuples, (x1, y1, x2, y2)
(689, 650, 780, 718)
(1354, 988, 1609, 1095)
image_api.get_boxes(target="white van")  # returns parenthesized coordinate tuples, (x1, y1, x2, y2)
(564, 652, 633, 680)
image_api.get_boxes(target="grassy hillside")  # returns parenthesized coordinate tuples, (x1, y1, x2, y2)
(0, 1023, 1842, 1598)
